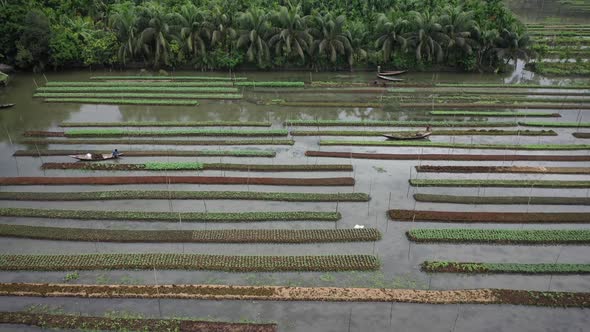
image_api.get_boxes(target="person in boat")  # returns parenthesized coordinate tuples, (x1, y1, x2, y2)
(112, 149, 120, 158)
(416, 125, 432, 137)
(426, 125, 432, 132)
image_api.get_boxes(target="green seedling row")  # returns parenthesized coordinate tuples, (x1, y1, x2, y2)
(407, 228, 590, 244)
(291, 130, 556, 136)
(413, 193, 590, 205)
(435, 83, 590, 89)
(46, 81, 235, 87)
(64, 129, 287, 137)
(36, 93, 242, 99)
(519, 121, 590, 127)
(410, 179, 590, 188)
(422, 261, 590, 274)
(319, 140, 590, 150)
(41, 162, 353, 172)
(44, 98, 199, 105)
(429, 111, 560, 117)
(21, 138, 295, 146)
(13, 150, 276, 157)
(59, 121, 272, 127)
(37, 86, 239, 93)
(285, 120, 516, 127)
(235, 81, 305, 87)
(90, 75, 247, 81)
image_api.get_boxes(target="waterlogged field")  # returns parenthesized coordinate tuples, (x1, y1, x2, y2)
(0, 69, 589, 331)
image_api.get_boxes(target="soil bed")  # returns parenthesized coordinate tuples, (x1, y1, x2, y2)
(60, 121, 272, 127)
(410, 179, 590, 188)
(292, 130, 556, 136)
(389, 209, 590, 223)
(413, 194, 590, 205)
(421, 261, 590, 274)
(319, 140, 590, 150)
(21, 139, 294, 146)
(0, 254, 379, 272)
(0, 224, 380, 243)
(40, 162, 352, 172)
(25, 129, 288, 137)
(415, 165, 590, 174)
(0, 176, 355, 186)
(407, 228, 590, 244)
(0, 208, 341, 222)
(0, 283, 588, 307)
(519, 121, 590, 128)
(13, 150, 276, 157)
(0, 312, 277, 332)
(573, 133, 590, 138)
(0, 191, 369, 202)
(305, 151, 590, 161)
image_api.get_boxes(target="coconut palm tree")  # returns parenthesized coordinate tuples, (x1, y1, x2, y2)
(268, 5, 312, 61)
(348, 20, 368, 63)
(407, 11, 449, 63)
(494, 28, 534, 65)
(136, 2, 173, 68)
(210, 6, 236, 50)
(176, 3, 211, 59)
(236, 8, 271, 66)
(374, 10, 408, 61)
(109, 2, 138, 65)
(308, 13, 353, 68)
(440, 7, 479, 57)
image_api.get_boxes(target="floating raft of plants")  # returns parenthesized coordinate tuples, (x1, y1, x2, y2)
(573, 132, 590, 138)
(401, 103, 590, 109)
(519, 121, 590, 128)
(26, 129, 288, 137)
(434, 83, 590, 90)
(0, 224, 380, 243)
(305, 151, 590, 161)
(407, 228, 590, 244)
(41, 162, 353, 172)
(319, 140, 590, 150)
(36, 92, 242, 100)
(0, 283, 588, 307)
(0, 208, 341, 222)
(291, 129, 556, 136)
(389, 209, 590, 223)
(13, 149, 276, 157)
(0, 312, 277, 332)
(285, 120, 516, 127)
(21, 138, 295, 146)
(47, 81, 236, 87)
(415, 165, 590, 174)
(90, 75, 247, 81)
(0, 176, 355, 186)
(429, 111, 561, 117)
(37, 86, 240, 92)
(413, 194, 590, 205)
(421, 261, 590, 274)
(0, 254, 379, 272)
(410, 179, 590, 188)
(44, 98, 200, 106)
(59, 121, 272, 127)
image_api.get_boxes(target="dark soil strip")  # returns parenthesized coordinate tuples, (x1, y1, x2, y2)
(0, 224, 380, 243)
(305, 151, 590, 161)
(0, 283, 588, 307)
(421, 261, 590, 274)
(0, 254, 379, 272)
(0, 176, 354, 186)
(413, 194, 590, 205)
(292, 130, 557, 136)
(0, 191, 369, 202)
(415, 165, 590, 174)
(389, 209, 590, 223)
(410, 179, 590, 188)
(0, 208, 341, 222)
(22, 131, 64, 137)
(0, 312, 277, 332)
(573, 133, 590, 138)
(13, 150, 276, 157)
(60, 121, 272, 127)
(40, 162, 353, 172)
(407, 228, 590, 245)
(21, 139, 294, 146)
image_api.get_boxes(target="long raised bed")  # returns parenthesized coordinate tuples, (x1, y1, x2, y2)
(60, 121, 272, 127)
(573, 132, 590, 138)
(0, 312, 276, 332)
(413, 194, 590, 205)
(35, 92, 243, 100)
(0, 283, 588, 307)
(305, 151, 590, 161)
(0, 254, 379, 272)
(519, 121, 590, 128)
(389, 209, 590, 223)
(319, 140, 590, 150)
(44, 98, 200, 106)
(407, 228, 590, 244)
(285, 120, 516, 127)
(291, 129, 556, 136)
(435, 83, 590, 89)
(37, 86, 240, 92)
(429, 111, 561, 117)
(421, 261, 590, 274)
(13, 149, 276, 157)
(21, 138, 295, 146)
(410, 179, 590, 188)
(40, 162, 352, 172)
(0, 176, 355, 186)
(40, 129, 288, 137)
(415, 165, 590, 174)
(47, 81, 236, 87)
(0, 208, 341, 222)
(0, 224, 380, 243)
(90, 75, 247, 81)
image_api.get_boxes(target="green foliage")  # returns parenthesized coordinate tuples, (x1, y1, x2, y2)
(22, 138, 295, 146)
(320, 140, 590, 150)
(16, 10, 51, 71)
(413, 194, 590, 205)
(44, 98, 199, 105)
(285, 120, 516, 127)
(38, 86, 239, 92)
(291, 129, 556, 136)
(59, 121, 270, 127)
(36, 92, 242, 99)
(63, 128, 287, 137)
(422, 261, 590, 274)
(408, 228, 590, 244)
(519, 122, 590, 128)
(429, 111, 559, 117)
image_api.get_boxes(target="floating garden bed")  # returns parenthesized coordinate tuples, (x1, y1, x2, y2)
(90, 75, 247, 81)
(319, 140, 590, 150)
(573, 132, 590, 138)
(47, 81, 235, 87)
(61, 129, 287, 137)
(415, 165, 590, 174)
(529, 62, 590, 76)
(0, 283, 588, 307)
(434, 83, 590, 89)
(274, 101, 383, 108)
(0, 253, 379, 272)
(0, 312, 277, 332)
(21, 138, 295, 146)
(402, 103, 590, 109)
(0, 224, 380, 243)
(37, 86, 239, 92)
(59, 121, 272, 127)
(410, 179, 590, 188)
(407, 228, 590, 244)
(41, 162, 353, 172)
(0, 176, 355, 186)
(285, 120, 516, 127)
(35, 92, 242, 100)
(0, 190, 369, 202)
(429, 111, 561, 117)
(413, 194, 590, 205)
(519, 121, 590, 128)
(0, 208, 341, 222)
(235, 81, 304, 87)
(389, 209, 590, 223)
(13, 149, 276, 157)
(305, 151, 590, 161)
(422, 261, 590, 274)
(44, 98, 199, 106)
(291, 129, 556, 136)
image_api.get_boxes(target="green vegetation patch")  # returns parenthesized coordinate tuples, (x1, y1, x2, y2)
(235, 81, 304, 87)
(35, 92, 242, 99)
(41, 162, 353, 172)
(0, 191, 369, 202)
(414, 194, 590, 205)
(64, 129, 288, 137)
(90, 76, 246, 81)
(46, 81, 235, 87)
(37, 86, 239, 93)
(21, 138, 294, 146)
(60, 121, 271, 127)
(291, 129, 556, 136)
(0, 253, 380, 272)
(429, 111, 560, 117)
(519, 121, 590, 128)
(422, 261, 590, 274)
(44, 98, 199, 106)
(319, 140, 590, 150)
(13, 149, 276, 157)
(0, 208, 341, 222)
(410, 179, 590, 188)
(435, 83, 590, 89)
(0, 224, 381, 243)
(530, 62, 590, 76)
(407, 228, 590, 244)
(285, 120, 516, 127)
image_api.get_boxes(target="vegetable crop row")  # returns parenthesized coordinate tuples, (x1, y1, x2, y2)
(422, 261, 590, 274)
(429, 111, 561, 117)
(284, 120, 516, 127)
(435, 83, 590, 89)
(415, 165, 590, 174)
(410, 179, 590, 188)
(37, 86, 239, 93)
(13, 149, 276, 157)
(36, 93, 242, 100)
(319, 140, 590, 150)
(21, 138, 295, 146)
(46, 81, 235, 87)
(59, 121, 272, 127)
(389, 209, 590, 223)
(519, 121, 590, 127)
(41, 162, 353, 172)
(413, 194, 590, 205)
(63, 128, 287, 137)
(90, 75, 246, 81)
(407, 228, 590, 244)
(305, 151, 590, 161)
(234, 81, 304, 87)
(291, 129, 556, 136)
(44, 98, 199, 105)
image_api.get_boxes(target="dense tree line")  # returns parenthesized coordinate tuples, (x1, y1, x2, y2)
(0, 0, 532, 72)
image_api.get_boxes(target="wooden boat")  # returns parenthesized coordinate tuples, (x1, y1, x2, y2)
(69, 153, 123, 161)
(377, 74, 404, 82)
(0, 103, 15, 109)
(378, 70, 407, 76)
(382, 132, 432, 140)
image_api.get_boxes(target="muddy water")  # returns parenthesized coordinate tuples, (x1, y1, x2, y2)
(1, 69, 590, 331)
